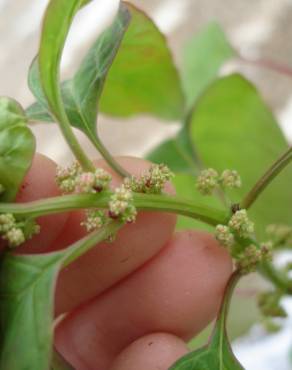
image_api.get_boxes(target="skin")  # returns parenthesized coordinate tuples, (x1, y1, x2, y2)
(14, 153, 232, 370)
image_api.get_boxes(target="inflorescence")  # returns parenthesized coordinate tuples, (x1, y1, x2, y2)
(196, 168, 241, 195)
(0, 213, 40, 248)
(56, 162, 173, 234)
(196, 168, 272, 274)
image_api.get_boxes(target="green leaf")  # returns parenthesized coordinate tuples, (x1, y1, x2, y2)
(182, 22, 234, 110)
(27, 1, 184, 129)
(99, 3, 185, 121)
(170, 273, 244, 370)
(0, 97, 35, 201)
(0, 222, 120, 370)
(27, 4, 130, 142)
(190, 74, 292, 238)
(0, 252, 63, 370)
(38, 0, 84, 122)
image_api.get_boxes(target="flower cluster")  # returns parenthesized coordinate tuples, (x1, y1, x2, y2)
(0, 214, 40, 248)
(196, 168, 241, 195)
(81, 209, 107, 232)
(109, 185, 137, 223)
(215, 208, 273, 273)
(228, 209, 254, 238)
(215, 209, 254, 249)
(56, 162, 111, 194)
(215, 224, 235, 248)
(124, 164, 173, 194)
(235, 243, 272, 274)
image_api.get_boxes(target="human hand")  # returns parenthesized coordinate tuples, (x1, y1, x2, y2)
(16, 153, 232, 370)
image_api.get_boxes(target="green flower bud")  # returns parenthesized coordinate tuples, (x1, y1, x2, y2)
(82, 209, 107, 232)
(196, 168, 219, 195)
(220, 169, 241, 188)
(4, 227, 25, 248)
(215, 225, 235, 248)
(229, 209, 254, 238)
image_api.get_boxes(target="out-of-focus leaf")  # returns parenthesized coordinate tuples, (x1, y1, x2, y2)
(190, 74, 292, 238)
(182, 22, 234, 109)
(0, 97, 35, 201)
(27, 3, 185, 126)
(99, 3, 185, 121)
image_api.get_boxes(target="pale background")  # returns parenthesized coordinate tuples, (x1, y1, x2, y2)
(1, 1, 292, 369)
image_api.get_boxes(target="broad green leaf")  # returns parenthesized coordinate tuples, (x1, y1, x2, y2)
(170, 273, 244, 370)
(27, 4, 130, 147)
(182, 22, 234, 110)
(0, 222, 120, 370)
(38, 0, 84, 122)
(27, 1, 184, 130)
(0, 252, 63, 370)
(99, 3, 185, 120)
(190, 74, 292, 238)
(0, 97, 35, 201)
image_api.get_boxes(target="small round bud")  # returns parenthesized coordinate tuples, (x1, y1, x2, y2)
(0, 213, 16, 233)
(56, 162, 82, 193)
(215, 225, 235, 248)
(93, 168, 112, 191)
(4, 227, 25, 248)
(229, 209, 254, 238)
(58, 178, 76, 193)
(75, 172, 96, 193)
(109, 185, 137, 223)
(82, 209, 107, 232)
(220, 169, 241, 188)
(236, 244, 261, 273)
(196, 168, 219, 195)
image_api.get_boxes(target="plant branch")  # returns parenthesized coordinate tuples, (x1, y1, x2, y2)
(214, 270, 242, 337)
(0, 192, 228, 227)
(241, 147, 292, 209)
(90, 135, 130, 178)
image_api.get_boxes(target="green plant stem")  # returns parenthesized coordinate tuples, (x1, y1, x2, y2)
(62, 220, 122, 267)
(91, 135, 130, 177)
(241, 146, 292, 210)
(54, 110, 95, 172)
(214, 271, 241, 334)
(0, 192, 228, 226)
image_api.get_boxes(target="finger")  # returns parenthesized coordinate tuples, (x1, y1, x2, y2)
(55, 230, 232, 370)
(15, 153, 68, 254)
(110, 333, 189, 370)
(54, 156, 177, 315)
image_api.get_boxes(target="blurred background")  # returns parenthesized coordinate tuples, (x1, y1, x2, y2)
(1, 0, 292, 369)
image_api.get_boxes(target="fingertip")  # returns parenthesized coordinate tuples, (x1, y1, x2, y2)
(110, 333, 189, 370)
